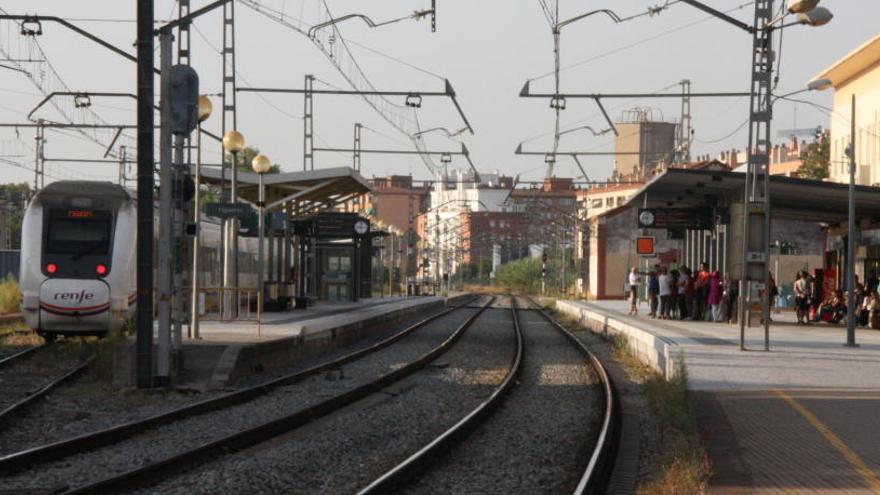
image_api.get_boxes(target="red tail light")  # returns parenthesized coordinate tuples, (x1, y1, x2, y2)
(96, 264, 108, 276)
(46, 262, 57, 275)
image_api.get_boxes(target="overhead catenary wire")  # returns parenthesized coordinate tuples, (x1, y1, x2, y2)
(528, 1, 755, 82)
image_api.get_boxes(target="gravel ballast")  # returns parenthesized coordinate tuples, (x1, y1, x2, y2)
(0, 301, 461, 456)
(401, 304, 600, 495)
(129, 304, 517, 495)
(0, 304, 482, 492)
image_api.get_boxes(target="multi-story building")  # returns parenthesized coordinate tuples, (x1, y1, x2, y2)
(423, 172, 578, 281)
(811, 33, 880, 185)
(613, 108, 677, 177)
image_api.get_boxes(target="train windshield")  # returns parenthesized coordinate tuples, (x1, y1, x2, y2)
(45, 209, 113, 256)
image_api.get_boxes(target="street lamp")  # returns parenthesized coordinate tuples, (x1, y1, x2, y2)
(190, 95, 212, 340)
(223, 129, 245, 318)
(679, 0, 833, 351)
(252, 153, 272, 330)
(808, 79, 858, 347)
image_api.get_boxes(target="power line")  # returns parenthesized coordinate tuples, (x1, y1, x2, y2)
(529, 2, 755, 81)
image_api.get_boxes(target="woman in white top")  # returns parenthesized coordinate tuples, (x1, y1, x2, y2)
(628, 267, 640, 315)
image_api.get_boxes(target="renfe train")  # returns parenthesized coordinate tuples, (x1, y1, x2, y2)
(19, 181, 136, 340)
(19, 180, 260, 341)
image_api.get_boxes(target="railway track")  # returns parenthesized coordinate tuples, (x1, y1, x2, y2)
(0, 295, 487, 493)
(358, 295, 617, 494)
(0, 344, 93, 428)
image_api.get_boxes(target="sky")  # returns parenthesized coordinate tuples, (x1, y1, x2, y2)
(0, 1, 877, 186)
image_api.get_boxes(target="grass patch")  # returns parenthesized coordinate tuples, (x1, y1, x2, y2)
(0, 276, 19, 314)
(636, 357, 710, 495)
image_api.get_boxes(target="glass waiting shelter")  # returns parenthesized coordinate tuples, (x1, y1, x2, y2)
(292, 212, 375, 307)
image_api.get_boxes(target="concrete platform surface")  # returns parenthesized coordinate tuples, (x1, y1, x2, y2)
(188, 296, 440, 343)
(565, 299, 880, 494)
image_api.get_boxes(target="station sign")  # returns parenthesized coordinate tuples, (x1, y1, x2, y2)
(638, 208, 712, 229)
(635, 236, 655, 256)
(205, 202, 251, 220)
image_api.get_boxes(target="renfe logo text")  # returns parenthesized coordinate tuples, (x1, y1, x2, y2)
(54, 290, 95, 303)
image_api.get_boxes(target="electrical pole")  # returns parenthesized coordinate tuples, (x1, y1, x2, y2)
(739, 0, 774, 352)
(136, 0, 155, 389)
(156, 31, 173, 386)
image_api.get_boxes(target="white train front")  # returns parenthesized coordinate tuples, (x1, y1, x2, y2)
(19, 181, 136, 340)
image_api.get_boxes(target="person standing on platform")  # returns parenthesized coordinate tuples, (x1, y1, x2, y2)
(794, 271, 812, 325)
(695, 262, 711, 320)
(658, 267, 672, 320)
(708, 269, 723, 322)
(628, 267, 641, 315)
(648, 267, 660, 318)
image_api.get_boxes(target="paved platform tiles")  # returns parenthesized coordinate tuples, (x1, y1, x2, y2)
(569, 299, 880, 494)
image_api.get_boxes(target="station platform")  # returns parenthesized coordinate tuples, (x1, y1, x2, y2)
(191, 296, 436, 343)
(557, 299, 880, 494)
(117, 295, 459, 389)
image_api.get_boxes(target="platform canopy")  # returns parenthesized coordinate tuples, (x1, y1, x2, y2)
(628, 168, 880, 223)
(193, 166, 370, 216)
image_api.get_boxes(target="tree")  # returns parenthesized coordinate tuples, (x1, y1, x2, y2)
(0, 183, 31, 249)
(797, 134, 830, 180)
(225, 146, 281, 174)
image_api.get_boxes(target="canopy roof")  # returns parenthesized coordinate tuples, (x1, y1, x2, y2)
(626, 168, 880, 223)
(194, 166, 370, 216)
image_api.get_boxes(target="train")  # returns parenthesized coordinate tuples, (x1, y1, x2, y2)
(19, 180, 259, 341)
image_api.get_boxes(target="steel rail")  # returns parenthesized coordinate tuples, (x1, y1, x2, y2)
(0, 345, 42, 370)
(0, 357, 93, 428)
(527, 296, 618, 495)
(357, 296, 525, 494)
(0, 296, 479, 475)
(63, 296, 494, 495)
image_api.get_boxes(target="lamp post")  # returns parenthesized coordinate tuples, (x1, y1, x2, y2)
(678, 0, 832, 351)
(845, 94, 858, 347)
(252, 153, 272, 332)
(222, 130, 245, 318)
(190, 95, 212, 339)
(801, 78, 857, 345)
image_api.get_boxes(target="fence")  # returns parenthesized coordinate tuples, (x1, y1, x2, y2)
(0, 250, 19, 280)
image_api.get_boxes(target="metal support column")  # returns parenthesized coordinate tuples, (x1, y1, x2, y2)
(33, 120, 44, 191)
(739, 0, 775, 351)
(117, 145, 127, 185)
(136, 0, 155, 389)
(353, 122, 362, 172)
(677, 79, 692, 164)
(220, 0, 238, 315)
(303, 74, 315, 171)
(191, 125, 202, 340)
(157, 32, 174, 385)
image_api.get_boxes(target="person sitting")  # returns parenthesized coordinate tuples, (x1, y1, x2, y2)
(869, 292, 880, 329)
(816, 290, 846, 324)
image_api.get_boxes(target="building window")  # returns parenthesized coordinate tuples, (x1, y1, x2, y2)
(605, 197, 613, 207)
(591, 199, 602, 208)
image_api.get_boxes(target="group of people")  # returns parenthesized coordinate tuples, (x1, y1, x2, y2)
(793, 270, 880, 328)
(627, 263, 739, 323)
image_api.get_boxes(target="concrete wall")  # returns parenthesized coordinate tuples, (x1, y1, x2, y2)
(830, 59, 880, 185)
(557, 300, 679, 379)
(591, 206, 682, 299)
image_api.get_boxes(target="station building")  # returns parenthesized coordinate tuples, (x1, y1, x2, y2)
(582, 168, 880, 301)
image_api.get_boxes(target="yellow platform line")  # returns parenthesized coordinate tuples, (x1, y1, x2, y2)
(775, 389, 880, 494)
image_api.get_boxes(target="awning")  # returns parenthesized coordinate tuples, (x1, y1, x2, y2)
(627, 168, 880, 223)
(193, 166, 370, 216)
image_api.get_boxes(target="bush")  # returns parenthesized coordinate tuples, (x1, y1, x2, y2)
(0, 276, 20, 314)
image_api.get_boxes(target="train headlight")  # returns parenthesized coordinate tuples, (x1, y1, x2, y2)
(96, 264, 108, 276)
(45, 262, 57, 275)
